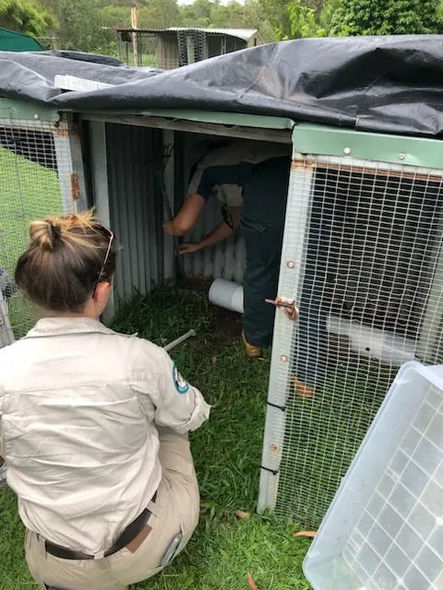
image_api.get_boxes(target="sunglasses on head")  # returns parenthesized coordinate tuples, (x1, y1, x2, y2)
(92, 224, 115, 294)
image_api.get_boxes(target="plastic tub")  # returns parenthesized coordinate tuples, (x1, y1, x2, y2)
(304, 361, 443, 590)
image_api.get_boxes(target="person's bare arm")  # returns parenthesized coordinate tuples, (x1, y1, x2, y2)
(163, 193, 206, 236)
(180, 206, 241, 254)
(179, 222, 233, 254)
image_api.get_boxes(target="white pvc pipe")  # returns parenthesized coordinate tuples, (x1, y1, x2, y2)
(208, 279, 244, 314)
(164, 329, 196, 352)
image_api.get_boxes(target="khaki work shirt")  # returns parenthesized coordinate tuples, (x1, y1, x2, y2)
(0, 317, 209, 556)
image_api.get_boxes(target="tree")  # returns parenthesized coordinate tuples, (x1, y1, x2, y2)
(39, 0, 110, 52)
(330, 0, 441, 35)
(209, 0, 276, 42)
(0, 0, 54, 37)
(259, 0, 293, 39)
(138, 0, 181, 29)
(98, 4, 130, 54)
(287, 0, 321, 37)
(99, 4, 130, 29)
(180, 0, 214, 27)
(286, 0, 340, 37)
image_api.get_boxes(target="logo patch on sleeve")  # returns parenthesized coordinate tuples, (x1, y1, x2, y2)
(172, 363, 189, 394)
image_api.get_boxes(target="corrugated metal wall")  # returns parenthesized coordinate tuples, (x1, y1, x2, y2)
(182, 202, 246, 283)
(105, 123, 167, 301)
(174, 131, 246, 284)
(102, 124, 257, 306)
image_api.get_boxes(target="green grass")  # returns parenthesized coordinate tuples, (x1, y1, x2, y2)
(0, 288, 313, 589)
(277, 345, 396, 527)
(0, 146, 62, 337)
(0, 146, 62, 274)
(0, 144, 393, 589)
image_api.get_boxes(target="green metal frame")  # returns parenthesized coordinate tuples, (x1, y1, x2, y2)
(293, 123, 443, 170)
(0, 98, 60, 123)
(139, 110, 295, 130)
(1, 97, 441, 171)
(81, 108, 295, 132)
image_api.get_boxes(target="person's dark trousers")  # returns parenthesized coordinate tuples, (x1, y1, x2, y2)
(293, 185, 341, 389)
(241, 157, 290, 348)
(295, 263, 327, 388)
(242, 221, 283, 346)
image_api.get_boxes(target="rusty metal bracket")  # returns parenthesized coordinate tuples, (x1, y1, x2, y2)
(265, 296, 299, 321)
(70, 173, 81, 201)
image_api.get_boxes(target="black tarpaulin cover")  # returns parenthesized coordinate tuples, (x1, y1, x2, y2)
(0, 36, 442, 137)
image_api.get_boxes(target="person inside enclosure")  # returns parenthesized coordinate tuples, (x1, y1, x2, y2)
(164, 141, 327, 397)
(163, 142, 286, 348)
(163, 140, 289, 255)
(163, 142, 319, 397)
(0, 212, 210, 590)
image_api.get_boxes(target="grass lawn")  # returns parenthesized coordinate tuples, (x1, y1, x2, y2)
(0, 145, 62, 337)
(0, 142, 312, 589)
(0, 139, 396, 590)
(0, 146, 62, 275)
(278, 354, 395, 527)
(0, 288, 313, 589)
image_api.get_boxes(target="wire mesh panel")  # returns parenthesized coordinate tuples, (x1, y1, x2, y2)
(260, 153, 443, 527)
(0, 116, 75, 341)
(177, 30, 208, 67)
(117, 30, 209, 69)
(119, 31, 159, 68)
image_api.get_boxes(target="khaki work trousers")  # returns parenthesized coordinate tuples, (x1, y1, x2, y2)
(25, 428, 200, 590)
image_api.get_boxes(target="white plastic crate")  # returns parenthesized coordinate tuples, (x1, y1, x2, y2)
(304, 361, 443, 590)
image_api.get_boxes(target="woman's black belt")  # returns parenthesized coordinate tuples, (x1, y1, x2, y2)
(44, 492, 157, 561)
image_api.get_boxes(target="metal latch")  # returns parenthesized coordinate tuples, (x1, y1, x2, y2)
(265, 297, 299, 321)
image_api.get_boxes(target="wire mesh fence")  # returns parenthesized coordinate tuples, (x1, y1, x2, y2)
(117, 29, 229, 69)
(264, 155, 443, 527)
(177, 30, 208, 67)
(117, 31, 159, 68)
(0, 117, 72, 342)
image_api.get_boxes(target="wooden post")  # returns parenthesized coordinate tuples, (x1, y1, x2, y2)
(131, 1, 138, 66)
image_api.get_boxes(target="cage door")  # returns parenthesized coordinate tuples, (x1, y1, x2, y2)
(259, 152, 443, 527)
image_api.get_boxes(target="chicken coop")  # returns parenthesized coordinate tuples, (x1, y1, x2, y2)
(0, 37, 441, 528)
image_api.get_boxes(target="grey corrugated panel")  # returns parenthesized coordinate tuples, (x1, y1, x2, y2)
(0, 295, 14, 348)
(105, 122, 165, 302)
(105, 123, 247, 293)
(176, 130, 246, 283)
(182, 197, 245, 283)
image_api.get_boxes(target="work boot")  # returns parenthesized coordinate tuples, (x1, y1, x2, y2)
(241, 331, 262, 358)
(293, 376, 315, 398)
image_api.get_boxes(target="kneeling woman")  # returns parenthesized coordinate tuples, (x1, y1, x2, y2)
(0, 212, 209, 590)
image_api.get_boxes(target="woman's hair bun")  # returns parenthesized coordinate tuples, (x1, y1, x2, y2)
(16, 209, 116, 313)
(29, 212, 97, 250)
(29, 219, 58, 250)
